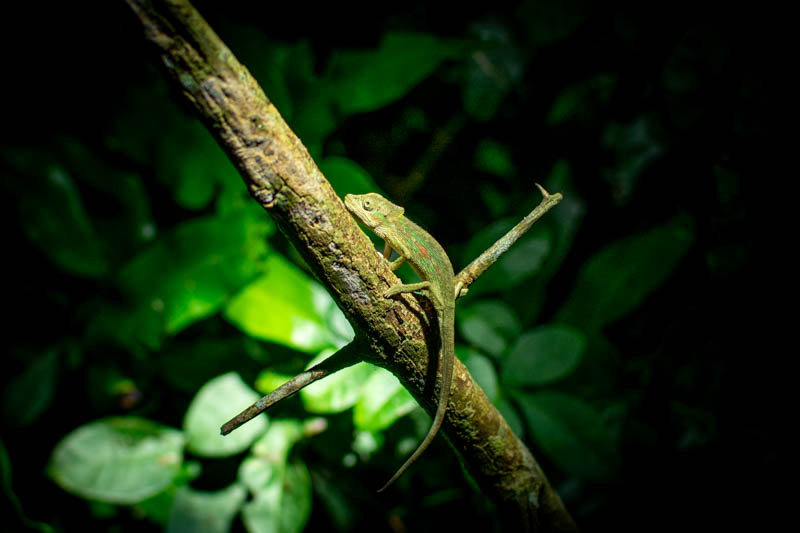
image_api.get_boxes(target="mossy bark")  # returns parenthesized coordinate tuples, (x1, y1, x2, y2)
(125, 1, 577, 530)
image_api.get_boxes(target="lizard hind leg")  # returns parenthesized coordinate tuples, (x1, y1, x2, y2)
(383, 281, 431, 298)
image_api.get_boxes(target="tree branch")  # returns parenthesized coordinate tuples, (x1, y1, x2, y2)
(124, 1, 576, 530)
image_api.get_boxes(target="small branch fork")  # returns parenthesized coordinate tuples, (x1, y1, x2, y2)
(221, 185, 562, 432)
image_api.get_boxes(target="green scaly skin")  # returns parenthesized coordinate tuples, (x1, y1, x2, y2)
(345, 192, 457, 492)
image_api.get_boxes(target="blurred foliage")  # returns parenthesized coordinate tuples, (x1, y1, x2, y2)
(0, 1, 774, 532)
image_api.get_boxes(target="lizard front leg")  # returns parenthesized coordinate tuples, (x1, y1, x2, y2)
(383, 242, 407, 271)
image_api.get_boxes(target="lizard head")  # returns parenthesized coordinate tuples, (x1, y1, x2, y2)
(344, 193, 404, 230)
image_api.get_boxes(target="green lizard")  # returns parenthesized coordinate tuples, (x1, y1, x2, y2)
(344, 192, 462, 492)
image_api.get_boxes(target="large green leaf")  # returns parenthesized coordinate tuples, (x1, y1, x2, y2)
(301, 352, 376, 414)
(457, 300, 522, 358)
(183, 373, 268, 458)
(167, 484, 247, 533)
(241, 462, 312, 533)
(329, 32, 466, 115)
(353, 368, 417, 432)
(48, 417, 184, 504)
(119, 210, 269, 347)
(555, 215, 694, 330)
(516, 391, 618, 480)
(238, 420, 311, 533)
(224, 253, 343, 352)
(502, 324, 586, 387)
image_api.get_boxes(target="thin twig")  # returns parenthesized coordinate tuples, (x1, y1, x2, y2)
(455, 184, 562, 297)
(221, 341, 364, 435)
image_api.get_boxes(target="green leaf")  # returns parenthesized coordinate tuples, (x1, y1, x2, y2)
(457, 300, 522, 358)
(224, 254, 342, 352)
(329, 32, 466, 115)
(17, 166, 107, 277)
(353, 368, 417, 432)
(166, 484, 247, 533)
(48, 417, 184, 504)
(248, 420, 305, 470)
(458, 346, 499, 401)
(319, 156, 382, 197)
(239, 422, 311, 533)
(119, 211, 269, 347)
(3, 349, 59, 426)
(515, 391, 618, 480)
(502, 325, 586, 386)
(556, 215, 694, 330)
(462, 220, 551, 295)
(184, 373, 268, 458)
(241, 462, 312, 533)
(301, 352, 376, 414)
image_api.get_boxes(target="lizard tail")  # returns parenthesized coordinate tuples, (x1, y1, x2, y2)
(377, 306, 455, 492)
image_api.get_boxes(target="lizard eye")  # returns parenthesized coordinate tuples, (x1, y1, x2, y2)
(363, 199, 374, 211)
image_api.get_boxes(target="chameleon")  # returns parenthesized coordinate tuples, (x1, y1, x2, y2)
(344, 192, 463, 492)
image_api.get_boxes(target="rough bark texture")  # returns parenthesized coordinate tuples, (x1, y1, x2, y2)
(125, 1, 577, 530)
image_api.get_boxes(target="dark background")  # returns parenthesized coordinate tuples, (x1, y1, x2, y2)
(1, 1, 781, 531)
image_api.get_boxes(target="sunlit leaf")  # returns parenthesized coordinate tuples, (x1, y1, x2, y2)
(48, 417, 184, 504)
(241, 462, 312, 533)
(184, 373, 268, 458)
(556, 215, 694, 330)
(119, 211, 269, 347)
(224, 254, 341, 352)
(353, 368, 417, 432)
(457, 300, 522, 357)
(3, 349, 59, 426)
(301, 352, 376, 414)
(329, 32, 466, 115)
(239, 422, 311, 533)
(167, 484, 247, 533)
(502, 324, 586, 386)
(516, 391, 618, 480)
